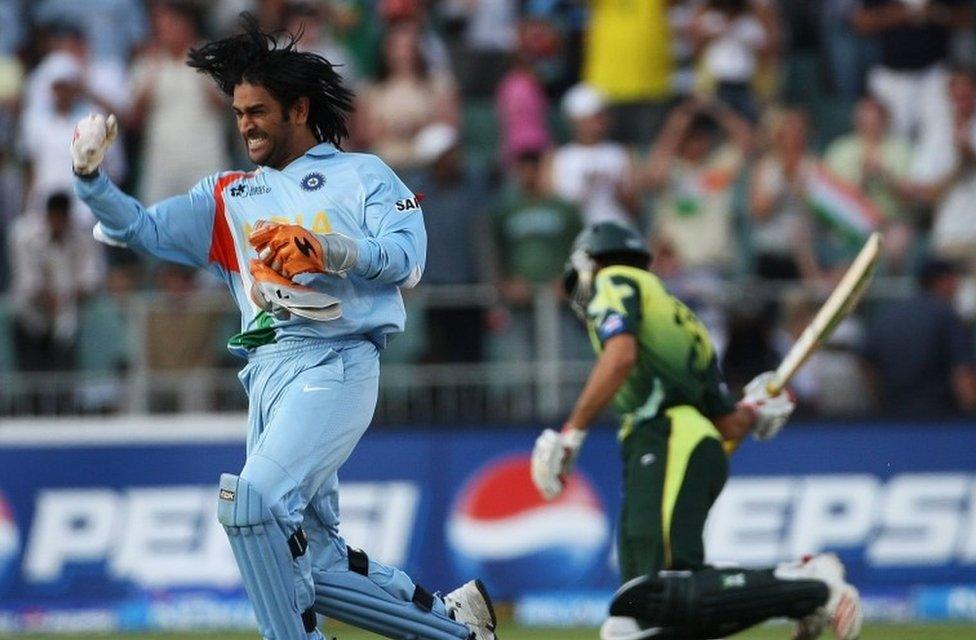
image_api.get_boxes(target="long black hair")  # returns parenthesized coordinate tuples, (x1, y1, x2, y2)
(187, 13, 354, 146)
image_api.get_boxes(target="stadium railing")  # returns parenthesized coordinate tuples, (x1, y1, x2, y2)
(0, 277, 917, 422)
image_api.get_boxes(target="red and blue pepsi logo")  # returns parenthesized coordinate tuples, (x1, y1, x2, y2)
(446, 454, 609, 598)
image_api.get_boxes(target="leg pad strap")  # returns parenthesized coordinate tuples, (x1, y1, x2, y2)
(302, 607, 317, 633)
(412, 585, 435, 613)
(289, 528, 309, 559)
(314, 569, 469, 640)
(348, 546, 369, 576)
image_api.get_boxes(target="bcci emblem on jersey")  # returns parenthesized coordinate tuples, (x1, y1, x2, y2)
(301, 171, 326, 192)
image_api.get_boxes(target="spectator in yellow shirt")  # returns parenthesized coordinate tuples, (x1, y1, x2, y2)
(583, 0, 674, 144)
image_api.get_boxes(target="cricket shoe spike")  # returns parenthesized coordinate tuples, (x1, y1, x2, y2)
(444, 579, 497, 640)
(776, 554, 862, 640)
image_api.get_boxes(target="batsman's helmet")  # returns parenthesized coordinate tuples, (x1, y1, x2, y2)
(563, 222, 651, 320)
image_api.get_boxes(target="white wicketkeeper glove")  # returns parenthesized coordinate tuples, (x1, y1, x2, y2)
(740, 371, 795, 441)
(531, 426, 587, 500)
(248, 260, 343, 322)
(71, 113, 118, 175)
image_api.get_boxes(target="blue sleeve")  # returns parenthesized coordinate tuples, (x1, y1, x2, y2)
(74, 171, 219, 270)
(352, 158, 427, 288)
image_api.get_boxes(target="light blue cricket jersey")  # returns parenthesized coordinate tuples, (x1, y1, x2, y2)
(74, 143, 426, 357)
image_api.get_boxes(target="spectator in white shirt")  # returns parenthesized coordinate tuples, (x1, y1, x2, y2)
(8, 192, 103, 371)
(691, 0, 774, 121)
(855, 0, 972, 178)
(896, 67, 976, 267)
(23, 23, 131, 132)
(129, 0, 230, 204)
(548, 83, 638, 227)
(20, 53, 124, 227)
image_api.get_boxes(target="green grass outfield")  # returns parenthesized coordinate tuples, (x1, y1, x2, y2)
(14, 624, 976, 640)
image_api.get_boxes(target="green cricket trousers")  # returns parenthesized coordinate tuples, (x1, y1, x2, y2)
(618, 405, 729, 582)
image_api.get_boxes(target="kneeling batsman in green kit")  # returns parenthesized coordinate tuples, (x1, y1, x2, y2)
(530, 222, 862, 640)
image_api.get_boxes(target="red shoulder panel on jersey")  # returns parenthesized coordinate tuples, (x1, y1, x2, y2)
(209, 172, 251, 273)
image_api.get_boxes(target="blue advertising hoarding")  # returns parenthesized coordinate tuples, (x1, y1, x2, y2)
(0, 416, 974, 632)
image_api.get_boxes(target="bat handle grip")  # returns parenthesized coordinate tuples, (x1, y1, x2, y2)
(765, 378, 783, 397)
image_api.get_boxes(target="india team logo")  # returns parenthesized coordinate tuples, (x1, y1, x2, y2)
(446, 454, 609, 598)
(0, 492, 20, 590)
(301, 172, 325, 192)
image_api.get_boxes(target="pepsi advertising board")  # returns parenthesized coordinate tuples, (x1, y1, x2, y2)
(0, 417, 975, 632)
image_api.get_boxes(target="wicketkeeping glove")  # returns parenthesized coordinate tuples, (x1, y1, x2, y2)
(531, 426, 587, 500)
(71, 113, 118, 175)
(248, 259, 342, 322)
(249, 219, 358, 278)
(740, 371, 795, 441)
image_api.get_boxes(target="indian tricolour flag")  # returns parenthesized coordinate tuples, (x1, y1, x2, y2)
(805, 164, 883, 243)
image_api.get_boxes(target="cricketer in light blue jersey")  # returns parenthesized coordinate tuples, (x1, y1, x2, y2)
(70, 14, 496, 640)
(76, 144, 424, 355)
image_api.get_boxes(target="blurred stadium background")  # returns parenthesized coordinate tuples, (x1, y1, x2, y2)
(0, 0, 975, 637)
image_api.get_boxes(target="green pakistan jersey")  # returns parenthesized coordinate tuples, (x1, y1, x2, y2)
(586, 265, 736, 439)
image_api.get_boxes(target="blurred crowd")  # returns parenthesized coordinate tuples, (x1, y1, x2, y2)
(0, 0, 975, 419)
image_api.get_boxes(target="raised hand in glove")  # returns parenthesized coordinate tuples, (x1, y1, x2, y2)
(739, 371, 795, 441)
(248, 219, 358, 278)
(71, 113, 118, 176)
(531, 425, 587, 500)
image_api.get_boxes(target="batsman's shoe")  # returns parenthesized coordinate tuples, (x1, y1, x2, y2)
(827, 582, 861, 640)
(444, 579, 497, 640)
(778, 554, 862, 640)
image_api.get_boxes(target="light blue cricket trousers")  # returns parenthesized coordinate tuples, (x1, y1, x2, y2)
(232, 338, 465, 640)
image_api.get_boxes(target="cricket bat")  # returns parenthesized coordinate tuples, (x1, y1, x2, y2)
(766, 231, 883, 396)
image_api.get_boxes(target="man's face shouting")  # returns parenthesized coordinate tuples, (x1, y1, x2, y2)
(233, 82, 305, 169)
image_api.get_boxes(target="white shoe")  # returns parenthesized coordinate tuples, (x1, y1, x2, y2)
(777, 554, 863, 640)
(599, 616, 671, 640)
(445, 579, 497, 640)
(829, 582, 863, 640)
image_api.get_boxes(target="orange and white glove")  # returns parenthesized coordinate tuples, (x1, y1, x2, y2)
(248, 259, 342, 321)
(71, 113, 118, 176)
(740, 371, 795, 441)
(531, 425, 587, 500)
(248, 219, 358, 278)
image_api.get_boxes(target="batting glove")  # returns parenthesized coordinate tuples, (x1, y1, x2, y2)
(531, 425, 587, 500)
(249, 219, 358, 278)
(248, 259, 342, 322)
(740, 371, 795, 441)
(71, 113, 118, 176)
